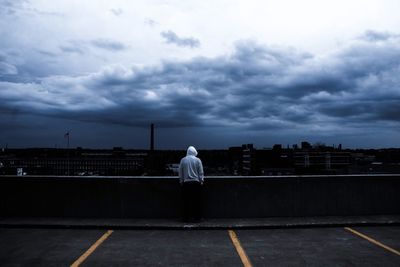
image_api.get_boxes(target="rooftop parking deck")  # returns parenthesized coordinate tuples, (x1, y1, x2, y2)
(1, 225, 399, 266)
(1, 174, 399, 265)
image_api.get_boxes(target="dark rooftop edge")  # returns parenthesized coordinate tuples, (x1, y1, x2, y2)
(1, 215, 400, 230)
(2, 174, 400, 179)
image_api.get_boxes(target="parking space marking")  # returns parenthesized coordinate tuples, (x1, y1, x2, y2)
(228, 230, 253, 267)
(70, 230, 114, 267)
(345, 227, 400, 256)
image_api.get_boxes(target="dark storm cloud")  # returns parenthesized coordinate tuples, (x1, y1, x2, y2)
(0, 61, 18, 75)
(160, 31, 200, 48)
(60, 41, 85, 54)
(0, 0, 63, 17)
(60, 39, 127, 54)
(144, 18, 158, 27)
(91, 39, 127, 51)
(1, 30, 400, 141)
(0, 0, 28, 15)
(0, 52, 19, 80)
(361, 30, 400, 42)
(36, 49, 58, 58)
(0, 47, 69, 84)
(110, 8, 123, 16)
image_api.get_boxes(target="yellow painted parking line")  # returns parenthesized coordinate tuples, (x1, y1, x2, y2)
(345, 227, 400, 256)
(71, 230, 114, 267)
(228, 230, 253, 267)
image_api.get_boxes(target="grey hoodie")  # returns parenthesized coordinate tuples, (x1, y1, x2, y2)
(179, 146, 204, 184)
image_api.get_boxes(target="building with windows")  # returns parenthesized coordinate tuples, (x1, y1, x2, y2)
(0, 148, 147, 176)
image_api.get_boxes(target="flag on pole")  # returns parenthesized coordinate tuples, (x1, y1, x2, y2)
(64, 132, 69, 138)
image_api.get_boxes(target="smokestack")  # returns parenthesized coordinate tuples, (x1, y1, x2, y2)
(150, 123, 154, 151)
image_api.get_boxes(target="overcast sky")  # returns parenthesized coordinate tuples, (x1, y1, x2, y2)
(1, 0, 400, 149)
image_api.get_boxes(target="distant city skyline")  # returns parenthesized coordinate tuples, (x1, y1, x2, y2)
(1, 0, 400, 149)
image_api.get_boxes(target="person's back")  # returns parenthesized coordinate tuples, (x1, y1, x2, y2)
(179, 146, 204, 184)
(179, 146, 204, 222)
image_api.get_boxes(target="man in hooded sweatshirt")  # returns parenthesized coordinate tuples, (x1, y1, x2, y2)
(179, 146, 204, 222)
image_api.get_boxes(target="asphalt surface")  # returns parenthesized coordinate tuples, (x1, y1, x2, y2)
(0, 226, 399, 266)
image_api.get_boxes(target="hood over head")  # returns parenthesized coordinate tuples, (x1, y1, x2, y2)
(187, 146, 198, 156)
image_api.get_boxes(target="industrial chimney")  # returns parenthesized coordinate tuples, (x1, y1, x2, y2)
(150, 123, 154, 151)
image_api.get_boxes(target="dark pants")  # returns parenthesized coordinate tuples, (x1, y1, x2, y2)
(181, 181, 202, 222)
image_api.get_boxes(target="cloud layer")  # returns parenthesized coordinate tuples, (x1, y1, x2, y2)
(160, 31, 201, 48)
(1, 29, 400, 148)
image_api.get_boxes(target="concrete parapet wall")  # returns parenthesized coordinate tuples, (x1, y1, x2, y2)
(1, 175, 399, 218)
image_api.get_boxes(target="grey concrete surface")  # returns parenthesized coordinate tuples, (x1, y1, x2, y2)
(84, 230, 242, 266)
(237, 227, 400, 267)
(352, 226, 400, 252)
(0, 228, 104, 267)
(0, 227, 399, 266)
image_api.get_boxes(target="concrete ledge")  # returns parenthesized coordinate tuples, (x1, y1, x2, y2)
(1, 175, 400, 218)
(1, 215, 399, 230)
